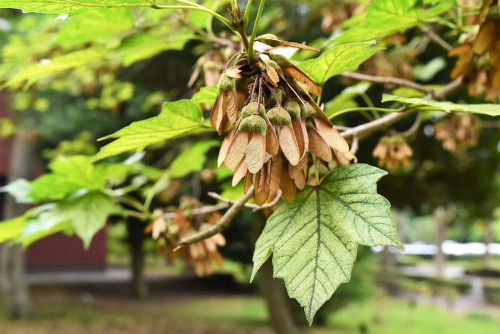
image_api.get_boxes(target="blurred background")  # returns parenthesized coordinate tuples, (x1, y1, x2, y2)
(0, 0, 499, 333)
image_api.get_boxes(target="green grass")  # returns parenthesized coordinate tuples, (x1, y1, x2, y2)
(1, 292, 499, 333)
(326, 296, 499, 334)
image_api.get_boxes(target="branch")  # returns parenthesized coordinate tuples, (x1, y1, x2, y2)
(341, 72, 433, 94)
(163, 203, 229, 220)
(175, 186, 255, 249)
(341, 77, 463, 141)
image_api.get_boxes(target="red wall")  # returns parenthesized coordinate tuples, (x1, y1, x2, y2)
(26, 229, 107, 269)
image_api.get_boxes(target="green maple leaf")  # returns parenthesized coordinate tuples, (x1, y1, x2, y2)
(382, 94, 500, 117)
(0, 0, 155, 15)
(95, 100, 213, 161)
(298, 42, 381, 87)
(251, 164, 403, 324)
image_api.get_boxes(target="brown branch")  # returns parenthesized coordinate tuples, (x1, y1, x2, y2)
(341, 72, 433, 94)
(163, 203, 229, 220)
(175, 186, 255, 249)
(341, 77, 463, 141)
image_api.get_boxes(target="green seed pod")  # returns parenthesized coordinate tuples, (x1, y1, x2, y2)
(270, 54, 293, 68)
(301, 102, 318, 119)
(238, 115, 267, 135)
(258, 34, 281, 47)
(294, 80, 309, 95)
(267, 106, 292, 126)
(241, 102, 265, 119)
(286, 100, 301, 118)
(268, 88, 285, 106)
(218, 72, 236, 92)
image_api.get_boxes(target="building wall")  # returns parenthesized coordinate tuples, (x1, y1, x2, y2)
(0, 91, 108, 270)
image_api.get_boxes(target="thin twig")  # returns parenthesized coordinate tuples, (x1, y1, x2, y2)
(163, 203, 230, 220)
(418, 25, 453, 51)
(399, 111, 422, 137)
(341, 72, 433, 94)
(208, 190, 282, 212)
(341, 77, 463, 141)
(350, 136, 359, 154)
(175, 186, 255, 249)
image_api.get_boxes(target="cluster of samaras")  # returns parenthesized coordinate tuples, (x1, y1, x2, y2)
(211, 35, 356, 204)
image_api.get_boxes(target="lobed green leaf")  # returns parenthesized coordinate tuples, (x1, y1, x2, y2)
(0, 0, 155, 15)
(298, 42, 381, 87)
(251, 164, 403, 324)
(95, 100, 212, 161)
(382, 94, 500, 117)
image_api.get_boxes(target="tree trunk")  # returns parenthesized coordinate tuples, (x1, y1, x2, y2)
(434, 207, 446, 277)
(259, 259, 299, 334)
(126, 218, 148, 299)
(251, 219, 298, 334)
(0, 134, 34, 318)
(483, 219, 493, 268)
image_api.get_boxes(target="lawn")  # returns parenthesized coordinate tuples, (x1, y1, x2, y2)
(2, 288, 497, 334)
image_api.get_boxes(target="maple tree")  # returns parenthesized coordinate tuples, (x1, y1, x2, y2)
(0, 0, 499, 327)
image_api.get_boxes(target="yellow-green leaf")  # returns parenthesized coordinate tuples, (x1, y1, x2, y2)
(382, 94, 500, 117)
(95, 100, 212, 161)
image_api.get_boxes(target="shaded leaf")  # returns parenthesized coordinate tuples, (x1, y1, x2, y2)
(251, 164, 402, 324)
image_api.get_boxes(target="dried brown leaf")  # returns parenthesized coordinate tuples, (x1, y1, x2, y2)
(279, 126, 301, 166)
(225, 131, 250, 171)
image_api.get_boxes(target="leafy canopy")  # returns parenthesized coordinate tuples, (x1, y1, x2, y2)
(251, 164, 403, 324)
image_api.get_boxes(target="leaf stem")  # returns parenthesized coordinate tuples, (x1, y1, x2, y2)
(153, 1, 234, 32)
(247, 0, 266, 62)
(244, 0, 254, 28)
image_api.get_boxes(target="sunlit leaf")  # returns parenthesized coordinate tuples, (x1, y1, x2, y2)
(332, 0, 454, 44)
(4, 47, 105, 88)
(251, 164, 403, 324)
(0, 0, 154, 15)
(95, 100, 212, 161)
(56, 8, 135, 47)
(192, 86, 218, 105)
(382, 94, 500, 117)
(298, 42, 381, 87)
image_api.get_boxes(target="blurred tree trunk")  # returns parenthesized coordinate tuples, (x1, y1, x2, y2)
(0, 134, 34, 318)
(259, 259, 299, 334)
(434, 207, 447, 277)
(126, 218, 148, 299)
(251, 219, 298, 334)
(483, 219, 493, 267)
